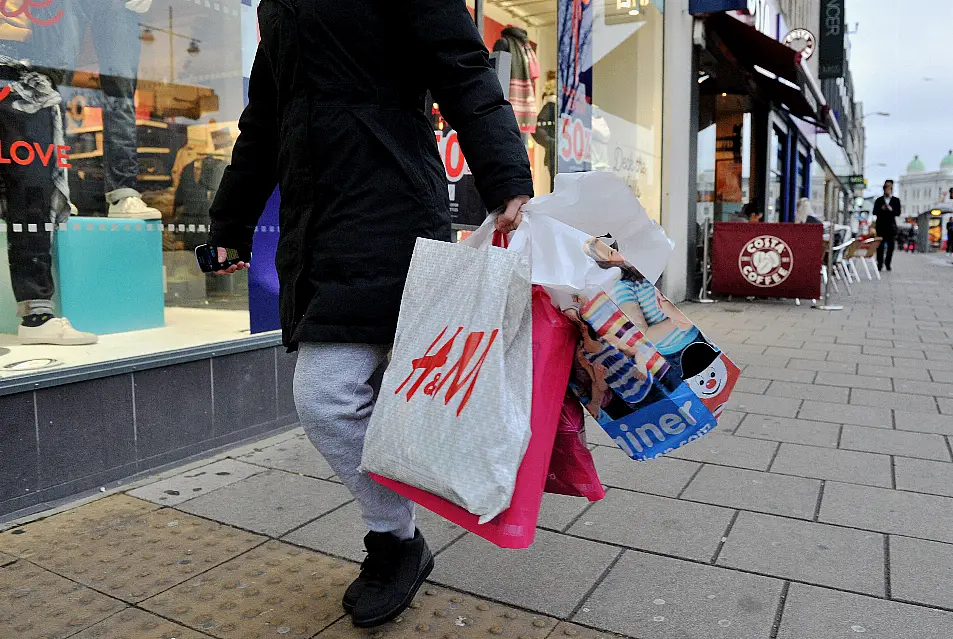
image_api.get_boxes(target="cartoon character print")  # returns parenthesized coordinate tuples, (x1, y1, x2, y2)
(680, 342, 739, 418)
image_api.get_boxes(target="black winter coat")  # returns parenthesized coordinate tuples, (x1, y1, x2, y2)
(209, 0, 534, 350)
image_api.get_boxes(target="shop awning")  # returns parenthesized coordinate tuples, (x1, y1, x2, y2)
(704, 14, 825, 127)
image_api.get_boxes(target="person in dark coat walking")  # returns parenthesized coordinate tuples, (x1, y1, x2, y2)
(207, 0, 533, 627)
(873, 180, 902, 271)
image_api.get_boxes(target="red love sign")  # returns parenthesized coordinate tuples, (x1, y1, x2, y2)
(0, 0, 63, 27)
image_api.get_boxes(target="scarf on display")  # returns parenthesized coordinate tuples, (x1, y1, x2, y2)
(501, 27, 540, 134)
(0, 54, 71, 224)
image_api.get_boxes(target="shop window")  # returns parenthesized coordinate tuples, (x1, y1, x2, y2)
(768, 126, 787, 223)
(1, 0, 249, 375)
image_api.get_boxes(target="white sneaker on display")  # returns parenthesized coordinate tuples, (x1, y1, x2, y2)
(108, 195, 162, 220)
(19, 318, 98, 346)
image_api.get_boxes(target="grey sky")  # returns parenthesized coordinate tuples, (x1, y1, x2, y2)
(850, 0, 953, 194)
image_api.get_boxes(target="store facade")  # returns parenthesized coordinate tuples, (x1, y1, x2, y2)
(671, 0, 864, 301)
(0, 0, 668, 517)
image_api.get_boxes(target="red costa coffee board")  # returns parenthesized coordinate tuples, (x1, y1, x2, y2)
(711, 222, 824, 299)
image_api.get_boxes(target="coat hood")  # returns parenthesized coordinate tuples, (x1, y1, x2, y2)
(501, 26, 529, 43)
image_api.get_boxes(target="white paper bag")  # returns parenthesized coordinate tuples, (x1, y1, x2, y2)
(522, 171, 674, 284)
(361, 238, 533, 523)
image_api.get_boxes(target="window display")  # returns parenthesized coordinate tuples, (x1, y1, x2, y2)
(0, 0, 250, 377)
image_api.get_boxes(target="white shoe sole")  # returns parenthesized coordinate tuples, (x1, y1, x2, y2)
(107, 211, 162, 221)
(19, 336, 99, 346)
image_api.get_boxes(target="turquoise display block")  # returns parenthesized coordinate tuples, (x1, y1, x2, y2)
(55, 217, 165, 335)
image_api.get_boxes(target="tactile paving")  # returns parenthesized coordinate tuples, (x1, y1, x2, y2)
(69, 608, 211, 639)
(0, 561, 126, 639)
(0, 552, 15, 568)
(1, 503, 264, 603)
(0, 495, 159, 559)
(142, 539, 358, 638)
(317, 584, 558, 639)
(547, 622, 626, 639)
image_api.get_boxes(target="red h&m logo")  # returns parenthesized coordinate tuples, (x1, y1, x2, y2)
(395, 326, 499, 417)
(0, 0, 64, 27)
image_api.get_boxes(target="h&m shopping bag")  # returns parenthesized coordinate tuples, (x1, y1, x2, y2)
(569, 240, 741, 461)
(361, 237, 533, 523)
(372, 286, 578, 548)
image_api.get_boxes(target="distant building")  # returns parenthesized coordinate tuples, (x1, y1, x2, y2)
(899, 152, 953, 218)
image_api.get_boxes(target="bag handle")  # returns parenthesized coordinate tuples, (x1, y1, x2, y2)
(492, 230, 510, 249)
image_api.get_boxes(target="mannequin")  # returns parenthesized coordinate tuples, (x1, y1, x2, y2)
(532, 72, 557, 191)
(0, 2, 96, 345)
(29, 0, 160, 219)
(492, 26, 540, 136)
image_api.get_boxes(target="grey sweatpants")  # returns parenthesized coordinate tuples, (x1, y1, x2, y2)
(293, 342, 416, 539)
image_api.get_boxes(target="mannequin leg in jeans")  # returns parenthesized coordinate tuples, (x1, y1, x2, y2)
(1, 99, 55, 316)
(293, 342, 432, 627)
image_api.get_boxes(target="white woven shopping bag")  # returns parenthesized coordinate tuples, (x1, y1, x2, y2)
(361, 237, 532, 523)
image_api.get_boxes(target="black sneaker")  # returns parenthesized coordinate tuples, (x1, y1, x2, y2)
(350, 529, 434, 628)
(342, 531, 387, 613)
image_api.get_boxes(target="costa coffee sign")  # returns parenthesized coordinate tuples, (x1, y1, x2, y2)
(738, 234, 794, 287)
(711, 223, 823, 299)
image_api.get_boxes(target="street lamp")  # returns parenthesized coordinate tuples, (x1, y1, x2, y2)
(860, 112, 890, 121)
(139, 6, 201, 83)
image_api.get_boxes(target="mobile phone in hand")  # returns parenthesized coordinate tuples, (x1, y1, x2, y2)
(194, 244, 249, 273)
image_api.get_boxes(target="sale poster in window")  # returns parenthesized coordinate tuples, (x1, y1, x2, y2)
(557, 0, 594, 173)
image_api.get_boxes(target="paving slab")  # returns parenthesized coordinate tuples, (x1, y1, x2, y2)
(142, 539, 357, 638)
(734, 378, 771, 394)
(839, 424, 951, 461)
(939, 397, 953, 415)
(894, 379, 953, 399)
(894, 457, 953, 498)
(574, 550, 783, 639)
(894, 410, 953, 435)
(766, 381, 850, 404)
(813, 372, 893, 391)
(430, 529, 619, 618)
(857, 364, 932, 381)
(717, 511, 884, 595)
(589, 447, 700, 497)
(797, 400, 889, 427)
(317, 584, 559, 639)
(282, 501, 466, 562)
(69, 608, 211, 639)
(764, 346, 829, 361)
(667, 432, 779, 471)
(889, 535, 953, 610)
(234, 432, 336, 479)
(715, 409, 745, 432)
(128, 459, 264, 506)
(538, 493, 595, 532)
(681, 465, 821, 519)
(735, 415, 841, 448)
(0, 495, 159, 554)
(0, 560, 126, 638)
(3, 506, 263, 603)
(776, 583, 953, 639)
(770, 443, 893, 487)
(177, 471, 352, 538)
(568, 489, 734, 562)
(743, 366, 817, 384)
(849, 389, 939, 413)
(820, 482, 953, 544)
(0, 551, 15, 568)
(725, 392, 801, 418)
(786, 359, 857, 374)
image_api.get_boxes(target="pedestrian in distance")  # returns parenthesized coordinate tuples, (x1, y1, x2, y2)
(946, 217, 953, 254)
(873, 180, 902, 271)
(206, 0, 534, 628)
(795, 197, 823, 224)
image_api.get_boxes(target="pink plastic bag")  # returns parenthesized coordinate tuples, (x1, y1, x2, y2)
(370, 286, 578, 549)
(544, 392, 606, 501)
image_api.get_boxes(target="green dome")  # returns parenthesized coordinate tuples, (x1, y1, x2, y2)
(907, 155, 926, 172)
(942, 150, 953, 169)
